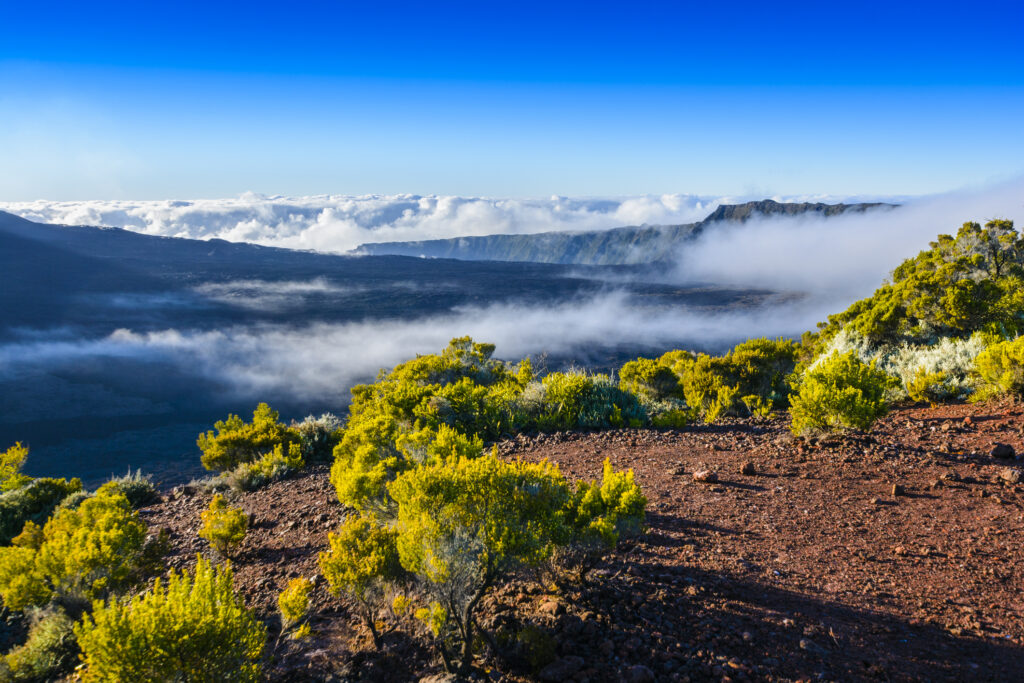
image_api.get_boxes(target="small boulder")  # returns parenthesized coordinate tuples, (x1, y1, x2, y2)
(538, 599, 565, 617)
(740, 461, 757, 476)
(891, 484, 906, 497)
(990, 443, 1016, 460)
(693, 470, 718, 484)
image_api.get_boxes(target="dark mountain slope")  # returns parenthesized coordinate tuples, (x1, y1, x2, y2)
(353, 199, 895, 265)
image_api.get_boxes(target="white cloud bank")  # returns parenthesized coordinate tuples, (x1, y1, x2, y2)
(0, 292, 824, 404)
(0, 192, 867, 253)
(671, 177, 1024, 300)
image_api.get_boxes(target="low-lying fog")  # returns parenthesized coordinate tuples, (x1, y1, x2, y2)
(2, 178, 1021, 484)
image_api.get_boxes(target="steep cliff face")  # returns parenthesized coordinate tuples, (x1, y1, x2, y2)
(353, 199, 895, 265)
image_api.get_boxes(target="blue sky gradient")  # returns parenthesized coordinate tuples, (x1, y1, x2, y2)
(2, 1, 1023, 199)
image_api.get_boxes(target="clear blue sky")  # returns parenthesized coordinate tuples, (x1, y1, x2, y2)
(2, 0, 1022, 200)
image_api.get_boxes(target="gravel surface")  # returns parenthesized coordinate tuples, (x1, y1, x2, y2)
(139, 399, 1024, 681)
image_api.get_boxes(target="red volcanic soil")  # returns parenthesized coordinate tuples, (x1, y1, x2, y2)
(140, 399, 1024, 682)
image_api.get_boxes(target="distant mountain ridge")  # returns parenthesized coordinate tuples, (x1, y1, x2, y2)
(353, 199, 895, 265)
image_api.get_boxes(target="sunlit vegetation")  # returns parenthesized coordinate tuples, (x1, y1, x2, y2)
(199, 494, 249, 558)
(75, 556, 265, 682)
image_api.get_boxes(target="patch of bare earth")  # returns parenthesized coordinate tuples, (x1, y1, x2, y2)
(140, 399, 1024, 682)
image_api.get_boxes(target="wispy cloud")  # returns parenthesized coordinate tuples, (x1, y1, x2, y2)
(0, 292, 823, 404)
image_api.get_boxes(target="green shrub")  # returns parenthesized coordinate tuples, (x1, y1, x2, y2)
(527, 371, 646, 431)
(973, 336, 1024, 400)
(294, 413, 342, 464)
(199, 495, 248, 558)
(789, 351, 893, 436)
(389, 454, 572, 674)
(319, 515, 404, 648)
(197, 403, 295, 472)
(75, 556, 265, 682)
(55, 491, 90, 512)
(277, 578, 313, 640)
(0, 445, 31, 494)
(815, 219, 1024, 348)
(618, 358, 682, 401)
(225, 443, 304, 492)
(0, 478, 82, 546)
(0, 609, 78, 681)
(905, 367, 947, 406)
(95, 470, 159, 509)
(0, 492, 149, 611)
(558, 459, 646, 581)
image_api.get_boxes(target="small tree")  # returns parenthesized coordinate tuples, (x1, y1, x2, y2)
(75, 556, 265, 682)
(319, 515, 404, 648)
(199, 495, 248, 558)
(789, 351, 893, 436)
(388, 455, 571, 674)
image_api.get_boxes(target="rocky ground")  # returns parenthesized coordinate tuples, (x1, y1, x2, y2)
(139, 399, 1024, 682)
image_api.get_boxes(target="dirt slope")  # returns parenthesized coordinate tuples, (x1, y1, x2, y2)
(140, 399, 1024, 682)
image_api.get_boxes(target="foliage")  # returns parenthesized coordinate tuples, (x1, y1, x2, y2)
(199, 495, 248, 558)
(277, 578, 313, 640)
(319, 515, 404, 648)
(75, 556, 265, 682)
(0, 609, 78, 682)
(523, 371, 646, 431)
(0, 492, 148, 611)
(0, 478, 82, 546)
(95, 470, 159, 509)
(973, 336, 1024, 400)
(789, 351, 894, 436)
(225, 443, 304, 492)
(0, 444, 31, 494)
(197, 403, 295, 472)
(814, 327, 987, 402)
(618, 357, 682, 401)
(293, 413, 342, 464)
(905, 368, 947, 407)
(388, 454, 572, 673)
(815, 219, 1024, 349)
(558, 459, 646, 581)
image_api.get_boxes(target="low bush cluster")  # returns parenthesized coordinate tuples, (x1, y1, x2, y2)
(0, 477, 82, 546)
(75, 556, 265, 682)
(789, 351, 894, 435)
(973, 336, 1024, 400)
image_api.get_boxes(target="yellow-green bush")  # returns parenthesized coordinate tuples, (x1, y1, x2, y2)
(388, 454, 572, 674)
(198, 495, 248, 558)
(0, 491, 148, 611)
(226, 443, 304, 492)
(618, 357, 682, 401)
(0, 444, 31, 494)
(905, 367, 947, 406)
(75, 556, 265, 682)
(319, 515, 404, 648)
(0, 609, 78, 681)
(197, 402, 296, 472)
(0, 477, 82, 546)
(278, 577, 313, 640)
(973, 336, 1024, 400)
(558, 459, 646, 580)
(789, 351, 893, 435)
(95, 470, 159, 509)
(527, 371, 645, 431)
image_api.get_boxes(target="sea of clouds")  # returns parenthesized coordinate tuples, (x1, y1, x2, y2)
(1, 192, 843, 253)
